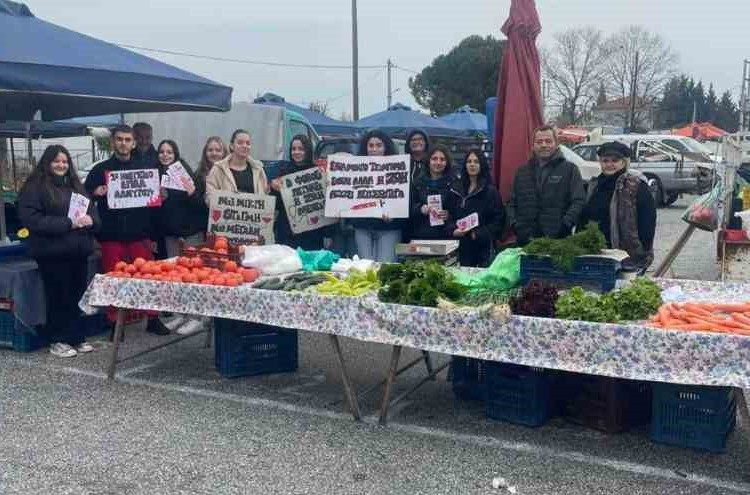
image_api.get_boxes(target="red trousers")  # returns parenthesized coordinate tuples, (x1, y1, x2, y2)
(100, 240, 157, 322)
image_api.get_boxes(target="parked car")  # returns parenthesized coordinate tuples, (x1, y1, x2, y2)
(574, 135, 714, 206)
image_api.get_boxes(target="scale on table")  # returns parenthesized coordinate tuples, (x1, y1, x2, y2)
(395, 240, 460, 266)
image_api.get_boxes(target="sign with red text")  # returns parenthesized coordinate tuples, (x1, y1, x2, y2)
(208, 192, 276, 245)
(280, 167, 337, 234)
(106, 169, 161, 209)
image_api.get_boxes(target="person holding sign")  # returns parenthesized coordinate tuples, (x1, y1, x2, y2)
(18, 145, 100, 358)
(448, 150, 506, 267)
(349, 129, 404, 262)
(409, 144, 456, 241)
(156, 140, 207, 256)
(270, 135, 334, 250)
(206, 129, 269, 198)
(84, 125, 171, 336)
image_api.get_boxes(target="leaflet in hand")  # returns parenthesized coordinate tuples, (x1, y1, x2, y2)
(67, 192, 90, 221)
(166, 162, 194, 192)
(427, 194, 444, 226)
(456, 212, 479, 232)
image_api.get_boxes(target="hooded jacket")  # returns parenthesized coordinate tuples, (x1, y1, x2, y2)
(18, 177, 100, 259)
(506, 149, 586, 245)
(409, 171, 456, 240)
(84, 154, 158, 242)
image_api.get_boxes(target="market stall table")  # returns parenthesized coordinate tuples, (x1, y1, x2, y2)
(80, 275, 750, 426)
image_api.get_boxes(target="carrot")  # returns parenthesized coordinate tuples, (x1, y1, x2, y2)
(685, 317, 734, 332)
(711, 303, 750, 313)
(731, 313, 750, 327)
(656, 305, 671, 326)
(682, 303, 716, 318)
(668, 323, 721, 331)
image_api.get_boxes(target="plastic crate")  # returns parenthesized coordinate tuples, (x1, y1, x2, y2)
(556, 372, 652, 433)
(452, 357, 488, 401)
(214, 318, 298, 378)
(650, 383, 736, 453)
(485, 362, 552, 427)
(520, 255, 620, 293)
(0, 310, 46, 352)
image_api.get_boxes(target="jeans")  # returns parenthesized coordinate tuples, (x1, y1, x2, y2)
(354, 229, 401, 262)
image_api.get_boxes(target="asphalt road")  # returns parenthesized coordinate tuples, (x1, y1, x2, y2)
(1, 196, 747, 495)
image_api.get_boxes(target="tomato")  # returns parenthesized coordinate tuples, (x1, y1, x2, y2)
(143, 273, 154, 280)
(133, 257, 147, 269)
(241, 268, 260, 283)
(225, 278, 240, 287)
(177, 256, 191, 268)
(223, 261, 238, 273)
(124, 264, 137, 274)
(120, 272, 132, 278)
(191, 257, 204, 269)
(182, 273, 198, 284)
(114, 261, 128, 271)
(216, 248, 228, 255)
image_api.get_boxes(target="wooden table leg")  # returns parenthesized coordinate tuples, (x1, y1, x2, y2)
(379, 345, 402, 425)
(106, 309, 125, 380)
(422, 351, 435, 379)
(329, 335, 362, 421)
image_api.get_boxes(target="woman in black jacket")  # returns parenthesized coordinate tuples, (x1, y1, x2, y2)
(448, 150, 506, 267)
(410, 144, 456, 240)
(270, 134, 333, 250)
(18, 145, 100, 358)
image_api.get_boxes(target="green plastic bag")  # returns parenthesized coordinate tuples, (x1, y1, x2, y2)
(297, 248, 341, 272)
(451, 248, 522, 291)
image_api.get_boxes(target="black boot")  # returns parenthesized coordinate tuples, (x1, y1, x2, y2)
(146, 318, 171, 336)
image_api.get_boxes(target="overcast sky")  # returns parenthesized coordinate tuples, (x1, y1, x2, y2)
(27, 0, 750, 120)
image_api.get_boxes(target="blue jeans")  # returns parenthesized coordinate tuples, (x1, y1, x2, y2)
(354, 229, 401, 262)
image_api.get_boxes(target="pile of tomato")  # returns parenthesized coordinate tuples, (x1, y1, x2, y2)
(106, 256, 260, 287)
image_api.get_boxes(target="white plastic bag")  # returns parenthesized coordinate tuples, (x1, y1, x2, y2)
(241, 244, 302, 275)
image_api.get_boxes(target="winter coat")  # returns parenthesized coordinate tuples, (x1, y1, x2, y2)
(205, 155, 269, 204)
(506, 150, 586, 245)
(158, 160, 208, 238)
(409, 172, 456, 240)
(18, 177, 100, 259)
(448, 178, 506, 267)
(84, 154, 158, 242)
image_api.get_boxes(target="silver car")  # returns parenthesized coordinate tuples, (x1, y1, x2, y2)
(573, 137, 714, 206)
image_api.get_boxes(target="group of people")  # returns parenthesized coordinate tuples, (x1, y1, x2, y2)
(16, 121, 656, 358)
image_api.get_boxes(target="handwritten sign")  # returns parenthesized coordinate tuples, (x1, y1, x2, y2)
(67, 192, 90, 221)
(208, 192, 276, 245)
(427, 194, 444, 226)
(280, 167, 337, 234)
(456, 213, 480, 232)
(324, 154, 410, 219)
(167, 162, 194, 192)
(106, 169, 161, 209)
(161, 173, 183, 191)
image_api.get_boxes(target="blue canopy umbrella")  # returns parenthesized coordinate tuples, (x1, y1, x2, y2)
(355, 103, 469, 138)
(253, 93, 357, 137)
(0, 1, 232, 121)
(437, 105, 488, 135)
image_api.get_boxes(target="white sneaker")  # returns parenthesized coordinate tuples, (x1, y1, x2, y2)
(163, 316, 187, 331)
(76, 342, 94, 353)
(176, 318, 207, 336)
(50, 343, 77, 358)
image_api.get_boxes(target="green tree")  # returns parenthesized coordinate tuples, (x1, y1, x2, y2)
(409, 35, 505, 116)
(715, 91, 740, 132)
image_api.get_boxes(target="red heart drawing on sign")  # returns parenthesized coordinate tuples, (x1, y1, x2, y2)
(211, 210, 221, 222)
(310, 216, 319, 225)
(261, 216, 273, 224)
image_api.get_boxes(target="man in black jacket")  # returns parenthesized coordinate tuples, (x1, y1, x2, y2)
(133, 122, 159, 167)
(507, 125, 586, 246)
(84, 124, 170, 335)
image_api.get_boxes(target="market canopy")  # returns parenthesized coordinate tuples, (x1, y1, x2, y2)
(253, 93, 357, 137)
(671, 122, 728, 141)
(437, 105, 488, 134)
(355, 103, 470, 138)
(0, 115, 119, 139)
(0, 0, 232, 121)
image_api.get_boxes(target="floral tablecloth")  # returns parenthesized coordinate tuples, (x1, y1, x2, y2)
(80, 275, 750, 388)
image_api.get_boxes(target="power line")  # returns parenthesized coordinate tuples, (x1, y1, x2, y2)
(325, 68, 384, 105)
(117, 43, 385, 70)
(393, 64, 419, 75)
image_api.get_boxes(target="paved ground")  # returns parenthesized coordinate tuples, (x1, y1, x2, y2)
(1, 196, 747, 495)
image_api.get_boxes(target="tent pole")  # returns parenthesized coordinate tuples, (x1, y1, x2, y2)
(9, 138, 16, 193)
(0, 139, 7, 244)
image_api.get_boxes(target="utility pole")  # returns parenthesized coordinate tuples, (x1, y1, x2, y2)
(628, 51, 640, 133)
(740, 59, 750, 132)
(351, 0, 359, 120)
(386, 58, 393, 110)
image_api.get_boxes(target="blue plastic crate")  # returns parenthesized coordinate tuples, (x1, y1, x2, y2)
(214, 318, 298, 378)
(486, 362, 552, 427)
(452, 357, 488, 401)
(520, 255, 620, 293)
(650, 383, 736, 453)
(0, 310, 46, 352)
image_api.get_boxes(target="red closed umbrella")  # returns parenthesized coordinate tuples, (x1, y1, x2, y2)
(492, 0, 544, 201)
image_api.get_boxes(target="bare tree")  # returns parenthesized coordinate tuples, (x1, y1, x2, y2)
(541, 27, 610, 125)
(604, 25, 678, 129)
(308, 101, 330, 117)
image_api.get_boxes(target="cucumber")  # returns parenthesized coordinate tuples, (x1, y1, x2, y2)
(260, 278, 284, 290)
